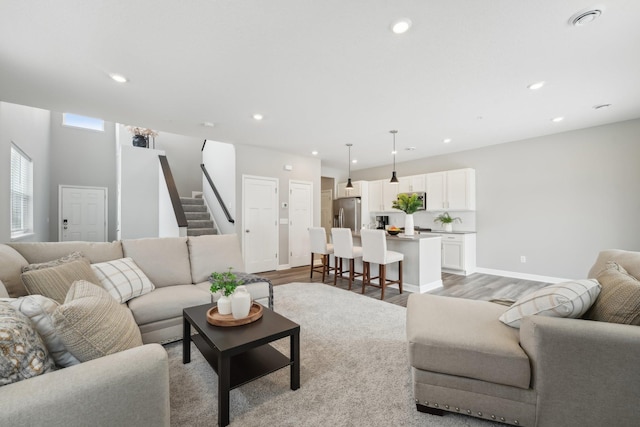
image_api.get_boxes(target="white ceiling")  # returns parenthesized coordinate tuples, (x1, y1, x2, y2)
(1, 1, 639, 171)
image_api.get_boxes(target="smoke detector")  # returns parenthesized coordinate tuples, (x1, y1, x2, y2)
(570, 9, 602, 26)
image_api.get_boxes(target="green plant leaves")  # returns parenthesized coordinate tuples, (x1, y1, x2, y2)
(391, 193, 423, 214)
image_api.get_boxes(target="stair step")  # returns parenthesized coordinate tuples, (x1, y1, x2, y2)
(187, 228, 218, 236)
(188, 220, 214, 229)
(182, 204, 207, 212)
(185, 212, 210, 220)
(180, 197, 204, 205)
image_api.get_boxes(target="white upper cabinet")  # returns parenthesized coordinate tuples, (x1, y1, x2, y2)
(368, 180, 399, 212)
(337, 180, 364, 198)
(398, 174, 426, 193)
(368, 180, 384, 211)
(426, 168, 476, 211)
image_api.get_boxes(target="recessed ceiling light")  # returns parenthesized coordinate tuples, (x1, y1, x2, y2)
(202, 122, 215, 128)
(311, 150, 318, 155)
(570, 9, 602, 26)
(253, 114, 263, 121)
(391, 19, 412, 34)
(443, 138, 452, 143)
(352, 159, 358, 164)
(593, 104, 612, 110)
(527, 81, 545, 90)
(109, 73, 128, 83)
(551, 116, 565, 123)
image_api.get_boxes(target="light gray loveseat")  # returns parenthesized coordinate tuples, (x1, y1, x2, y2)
(407, 249, 640, 427)
(0, 234, 272, 427)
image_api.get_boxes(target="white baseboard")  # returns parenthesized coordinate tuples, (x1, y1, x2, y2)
(277, 264, 291, 271)
(379, 280, 443, 294)
(475, 268, 570, 284)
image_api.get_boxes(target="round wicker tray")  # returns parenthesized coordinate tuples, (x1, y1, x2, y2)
(206, 302, 263, 327)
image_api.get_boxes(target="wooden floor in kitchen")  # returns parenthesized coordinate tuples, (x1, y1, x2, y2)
(259, 265, 551, 307)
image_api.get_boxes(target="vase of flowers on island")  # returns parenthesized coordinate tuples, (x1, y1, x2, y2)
(392, 193, 423, 236)
(126, 125, 159, 148)
(209, 268, 242, 316)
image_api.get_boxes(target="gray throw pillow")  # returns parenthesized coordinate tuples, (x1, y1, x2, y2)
(21, 259, 101, 304)
(586, 262, 640, 325)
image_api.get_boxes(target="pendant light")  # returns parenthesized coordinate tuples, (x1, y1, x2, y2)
(346, 143, 354, 188)
(389, 130, 399, 183)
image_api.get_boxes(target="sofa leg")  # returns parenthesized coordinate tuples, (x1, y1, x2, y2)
(416, 403, 444, 416)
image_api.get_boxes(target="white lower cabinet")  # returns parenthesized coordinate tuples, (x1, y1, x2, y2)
(440, 233, 476, 276)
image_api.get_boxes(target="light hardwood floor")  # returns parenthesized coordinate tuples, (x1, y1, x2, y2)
(260, 266, 551, 308)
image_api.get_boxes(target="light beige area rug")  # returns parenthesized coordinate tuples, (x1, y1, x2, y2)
(166, 283, 499, 426)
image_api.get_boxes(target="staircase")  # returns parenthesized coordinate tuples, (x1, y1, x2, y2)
(180, 197, 217, 236)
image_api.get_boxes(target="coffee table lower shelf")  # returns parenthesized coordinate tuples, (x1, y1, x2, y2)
(191, 334, 291, 389)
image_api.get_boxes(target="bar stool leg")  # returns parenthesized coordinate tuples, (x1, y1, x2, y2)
(310, 253, 315, 279)
(380, 264, 386, 300)
(398, 260, 403, 294)
(361, 262, 368, 294)
(321, 255, 327, 282)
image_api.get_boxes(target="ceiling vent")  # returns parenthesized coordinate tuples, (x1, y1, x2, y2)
(570, 9, 602, 26)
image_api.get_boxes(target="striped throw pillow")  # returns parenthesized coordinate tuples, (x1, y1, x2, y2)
(499, 279, 601, 328)
(91, 258, 155, 304)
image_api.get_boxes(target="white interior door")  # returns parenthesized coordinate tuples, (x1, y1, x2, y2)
(59, 186, 107, 242)
(242, 176, 278, 273)
(289, 180, 313, 268)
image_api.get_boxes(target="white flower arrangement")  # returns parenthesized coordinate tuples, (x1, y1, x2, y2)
(126, 125, 159, 137)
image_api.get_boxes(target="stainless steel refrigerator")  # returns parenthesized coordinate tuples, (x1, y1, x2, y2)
(333, 197, 361, 231)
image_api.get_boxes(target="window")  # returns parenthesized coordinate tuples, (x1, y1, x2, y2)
(62, 113, 105, 131)
(10, 143, 33, 238)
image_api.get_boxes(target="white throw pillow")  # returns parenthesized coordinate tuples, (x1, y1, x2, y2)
(91, 257, 155, 303)
(499, 279, 601, 328)
(10, 295, 81, 367)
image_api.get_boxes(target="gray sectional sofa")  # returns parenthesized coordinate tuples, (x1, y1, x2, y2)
(407, 249, 640, 426)
(0, 234, 271, 427)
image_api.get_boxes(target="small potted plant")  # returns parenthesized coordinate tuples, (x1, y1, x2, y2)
(434, 212, 462, 232)
(209, 267, 242, 315)
(392, 193, 423, 236)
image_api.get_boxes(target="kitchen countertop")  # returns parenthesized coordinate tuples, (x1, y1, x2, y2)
(418, 230, 476, 235)
(353, 232, 442, 241)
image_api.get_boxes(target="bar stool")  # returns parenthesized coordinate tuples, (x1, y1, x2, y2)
(360, 229, 403, 300)
(331, 227, 363, 290)
(309, 227, 334, 282)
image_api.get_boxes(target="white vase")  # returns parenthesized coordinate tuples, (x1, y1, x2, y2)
(216, 295, 232, 315)
(404, 214, 415, 236)
(231, 286, 252, 319)
(444, 223, 453, 232)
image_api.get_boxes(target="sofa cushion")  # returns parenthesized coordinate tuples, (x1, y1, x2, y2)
(22, 251, 86, 273)
(127, 285, 210, 326)
(187, 234, 245, 283)
(8, 241, 123, 264)
(0, 244, 29, 297)
(499, 280, 601, 328)
(10, 295, 80, 367)
(52, 280, 143, 362)
(588, 249, 640, 280)
(91, 257, 155, 303)
(586, 262, 640, 325)
(407, 294, 531, 389)
(21, 259, 102, 304)
(122, 237, 192, 288)
(0, 302, 56, 386)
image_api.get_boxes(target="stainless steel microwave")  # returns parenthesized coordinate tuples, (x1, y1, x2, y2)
(397, 192, 426, 210)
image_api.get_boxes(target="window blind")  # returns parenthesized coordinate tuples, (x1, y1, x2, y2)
(10, 144, 32, 235)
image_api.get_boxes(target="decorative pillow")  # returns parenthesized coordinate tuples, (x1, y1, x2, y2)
(21, 251, 86, 273)
(21, 259, 101, 304)
(10, 295, 80, 367)
(91, 257, 155, 303)
(499, 279, 601, 328)
(0, 302, 56, 386)
(585, 262, 640, 325)
(52, 280, 143, 362)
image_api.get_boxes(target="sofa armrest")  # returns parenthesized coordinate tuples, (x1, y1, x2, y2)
(0, 344, 170, 427)
(520, 316, 640, 426)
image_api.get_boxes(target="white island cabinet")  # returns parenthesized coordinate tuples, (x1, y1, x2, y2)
(426, 232, 476, 276)
(351, 233, 442, 293)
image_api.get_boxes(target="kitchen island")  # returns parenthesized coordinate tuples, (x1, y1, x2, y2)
(352, 232, 442, 293)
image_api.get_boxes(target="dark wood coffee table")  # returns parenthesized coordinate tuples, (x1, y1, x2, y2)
(182, 303, 300, 427)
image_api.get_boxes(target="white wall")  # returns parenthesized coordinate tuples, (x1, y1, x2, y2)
(351, 119, 640, 279)
(202, 140, 236, 235)
(0, 102, 51, 242)
(49, 112, 118, 241)
(118, 146, 165, 239)
(235, 144, 322, 266)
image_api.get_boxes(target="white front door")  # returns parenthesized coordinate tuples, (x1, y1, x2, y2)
(289, 180, 313, 268)
(242, 176, 278, 273)
(59, 186, 107, 242)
